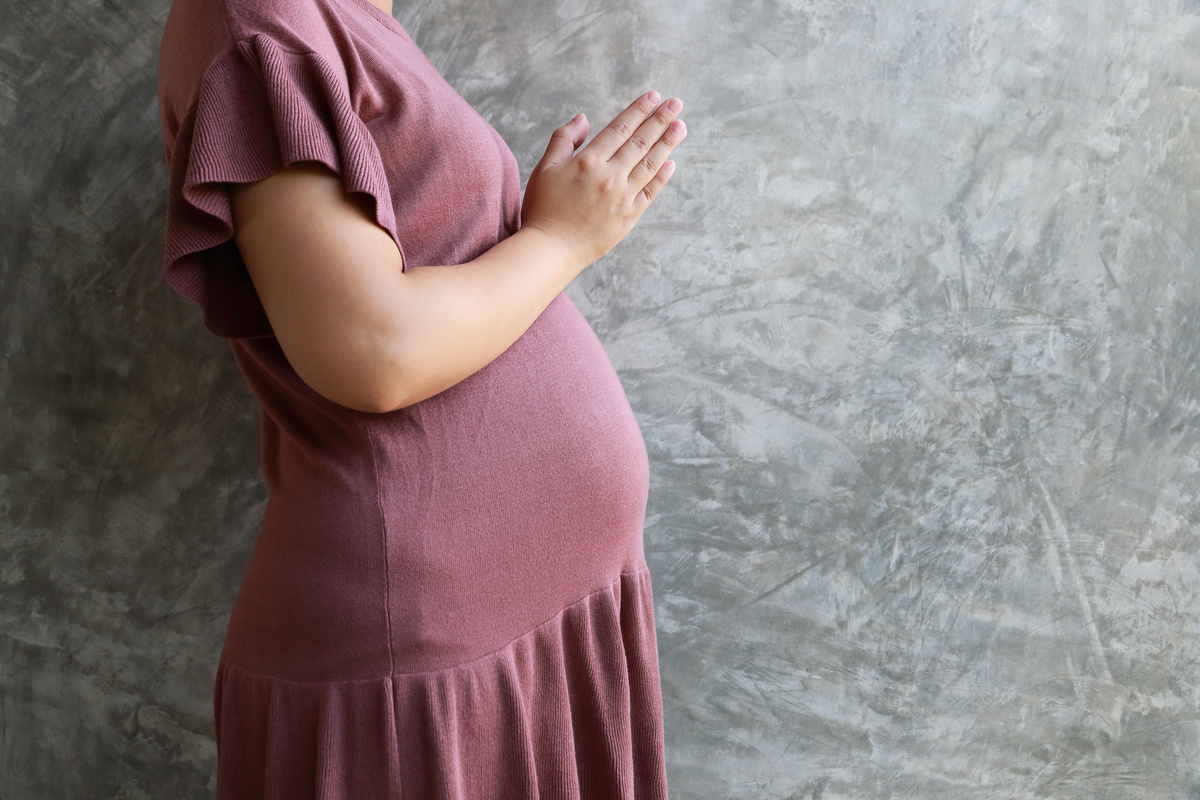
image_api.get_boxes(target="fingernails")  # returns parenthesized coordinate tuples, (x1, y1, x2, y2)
(667, 97, 682, 113)
(647, 90, 661, 104)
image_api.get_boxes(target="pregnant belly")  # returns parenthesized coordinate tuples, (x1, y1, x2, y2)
(373, 292, 651, 672)
(224, 292, 650, 679)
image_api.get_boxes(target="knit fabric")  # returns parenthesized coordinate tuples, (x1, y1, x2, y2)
(156, 0, 669, 796)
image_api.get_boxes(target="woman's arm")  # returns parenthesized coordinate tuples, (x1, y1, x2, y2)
(230, 91, 685, 413)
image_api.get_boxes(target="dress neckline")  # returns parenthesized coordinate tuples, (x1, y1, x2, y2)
(342, 0, 413, 42)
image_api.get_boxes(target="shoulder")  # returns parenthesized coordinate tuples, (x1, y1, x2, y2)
(222, 0, 341, 53)
(158, 0, 345, 139)
(160, 0, 337, 53)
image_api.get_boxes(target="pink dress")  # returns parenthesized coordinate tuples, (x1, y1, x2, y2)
(155, 0, 669, 796)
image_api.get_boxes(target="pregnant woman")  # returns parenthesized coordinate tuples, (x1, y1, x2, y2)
(156, 0, 685, 796)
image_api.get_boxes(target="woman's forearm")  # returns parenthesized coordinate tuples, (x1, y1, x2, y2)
(359, 227, 584, 412)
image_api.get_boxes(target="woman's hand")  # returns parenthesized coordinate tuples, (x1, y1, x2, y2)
(519, 91, 686, 271)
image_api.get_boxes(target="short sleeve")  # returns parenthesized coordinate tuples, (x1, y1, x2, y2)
(161, 33, 405, 339)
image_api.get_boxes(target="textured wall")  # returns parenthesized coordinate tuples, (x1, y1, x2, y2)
(3, 0, 1199, 797)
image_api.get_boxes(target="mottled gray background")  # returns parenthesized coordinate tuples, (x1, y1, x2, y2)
(2, 0, 1199, 797)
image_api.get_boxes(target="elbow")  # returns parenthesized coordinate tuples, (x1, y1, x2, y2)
(343, 387, 415, 415)
(278, 320, 451, 413)
(322, 369, 419, 415)
(294, 338, 421, 414)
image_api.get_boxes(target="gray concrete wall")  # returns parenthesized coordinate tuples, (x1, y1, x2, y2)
(2, 0, 1198, 797)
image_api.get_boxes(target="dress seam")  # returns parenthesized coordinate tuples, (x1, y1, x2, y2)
(363, 419, 397, 675)
(218, 565, 651, 686)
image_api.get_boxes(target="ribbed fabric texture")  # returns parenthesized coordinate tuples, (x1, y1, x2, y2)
(156, 0, 670, 796)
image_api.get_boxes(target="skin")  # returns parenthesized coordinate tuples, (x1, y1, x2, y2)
(229, 11, 686, 413)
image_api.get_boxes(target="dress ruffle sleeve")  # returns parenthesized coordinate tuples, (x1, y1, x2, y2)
(162, 33, 405, 338)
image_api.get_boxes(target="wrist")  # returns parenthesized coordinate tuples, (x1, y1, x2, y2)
(515, 221, 590, 277)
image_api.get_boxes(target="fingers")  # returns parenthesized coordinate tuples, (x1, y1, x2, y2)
(633, 159, 678, 215)
(611, 96, 683, 172)
(627, 116, 686, 193)
(536, 113, 590, 169)
(583, 91, 663, 160)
